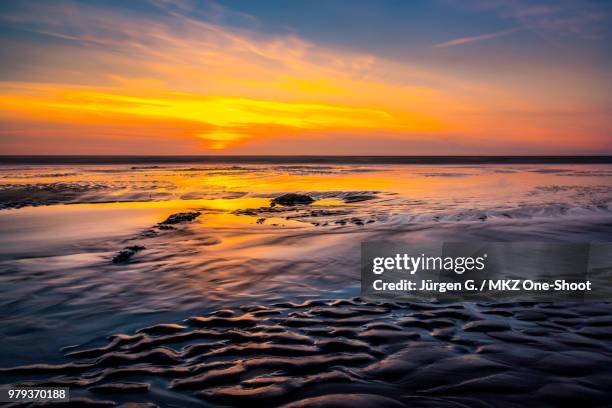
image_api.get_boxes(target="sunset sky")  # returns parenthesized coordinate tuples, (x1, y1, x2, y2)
(0, 0, 610, 155)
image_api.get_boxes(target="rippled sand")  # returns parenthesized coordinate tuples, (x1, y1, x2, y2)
(0, 163, 611, 407)
(4, 298, 612, 407)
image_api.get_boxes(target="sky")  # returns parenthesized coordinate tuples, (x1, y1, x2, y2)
(0, 0, 610, 155)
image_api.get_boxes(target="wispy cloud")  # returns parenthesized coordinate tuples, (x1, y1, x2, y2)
(0, 1, 452, 151)
(469, 0, 610, 40)
(434, 27, 520, 48)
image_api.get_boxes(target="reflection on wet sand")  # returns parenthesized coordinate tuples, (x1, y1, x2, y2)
(0, 163, 611, 406)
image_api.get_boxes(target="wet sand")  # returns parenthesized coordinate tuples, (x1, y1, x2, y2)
(3, 298, 612, 407)
(0, 162, 611, 407)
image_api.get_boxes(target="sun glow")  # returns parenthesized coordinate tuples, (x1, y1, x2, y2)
(0, 82, 445, 150)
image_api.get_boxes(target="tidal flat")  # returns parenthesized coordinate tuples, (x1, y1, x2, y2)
(0, 162, 611, 407)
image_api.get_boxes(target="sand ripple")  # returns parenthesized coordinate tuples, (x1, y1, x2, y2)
(3, 298, 612, 407)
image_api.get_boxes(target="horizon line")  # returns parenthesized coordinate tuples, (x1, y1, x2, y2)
(1, 155, 611, 165)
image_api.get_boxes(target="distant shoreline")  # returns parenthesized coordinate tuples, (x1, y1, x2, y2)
(1, 155, 611, 165)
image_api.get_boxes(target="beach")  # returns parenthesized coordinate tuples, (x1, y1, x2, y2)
(1, 160, 611, 407)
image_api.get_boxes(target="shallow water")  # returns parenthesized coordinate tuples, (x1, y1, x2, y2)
(0, 163, 611, 407)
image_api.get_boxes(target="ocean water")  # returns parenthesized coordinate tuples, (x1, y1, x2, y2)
(0, 161, 611, 407)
